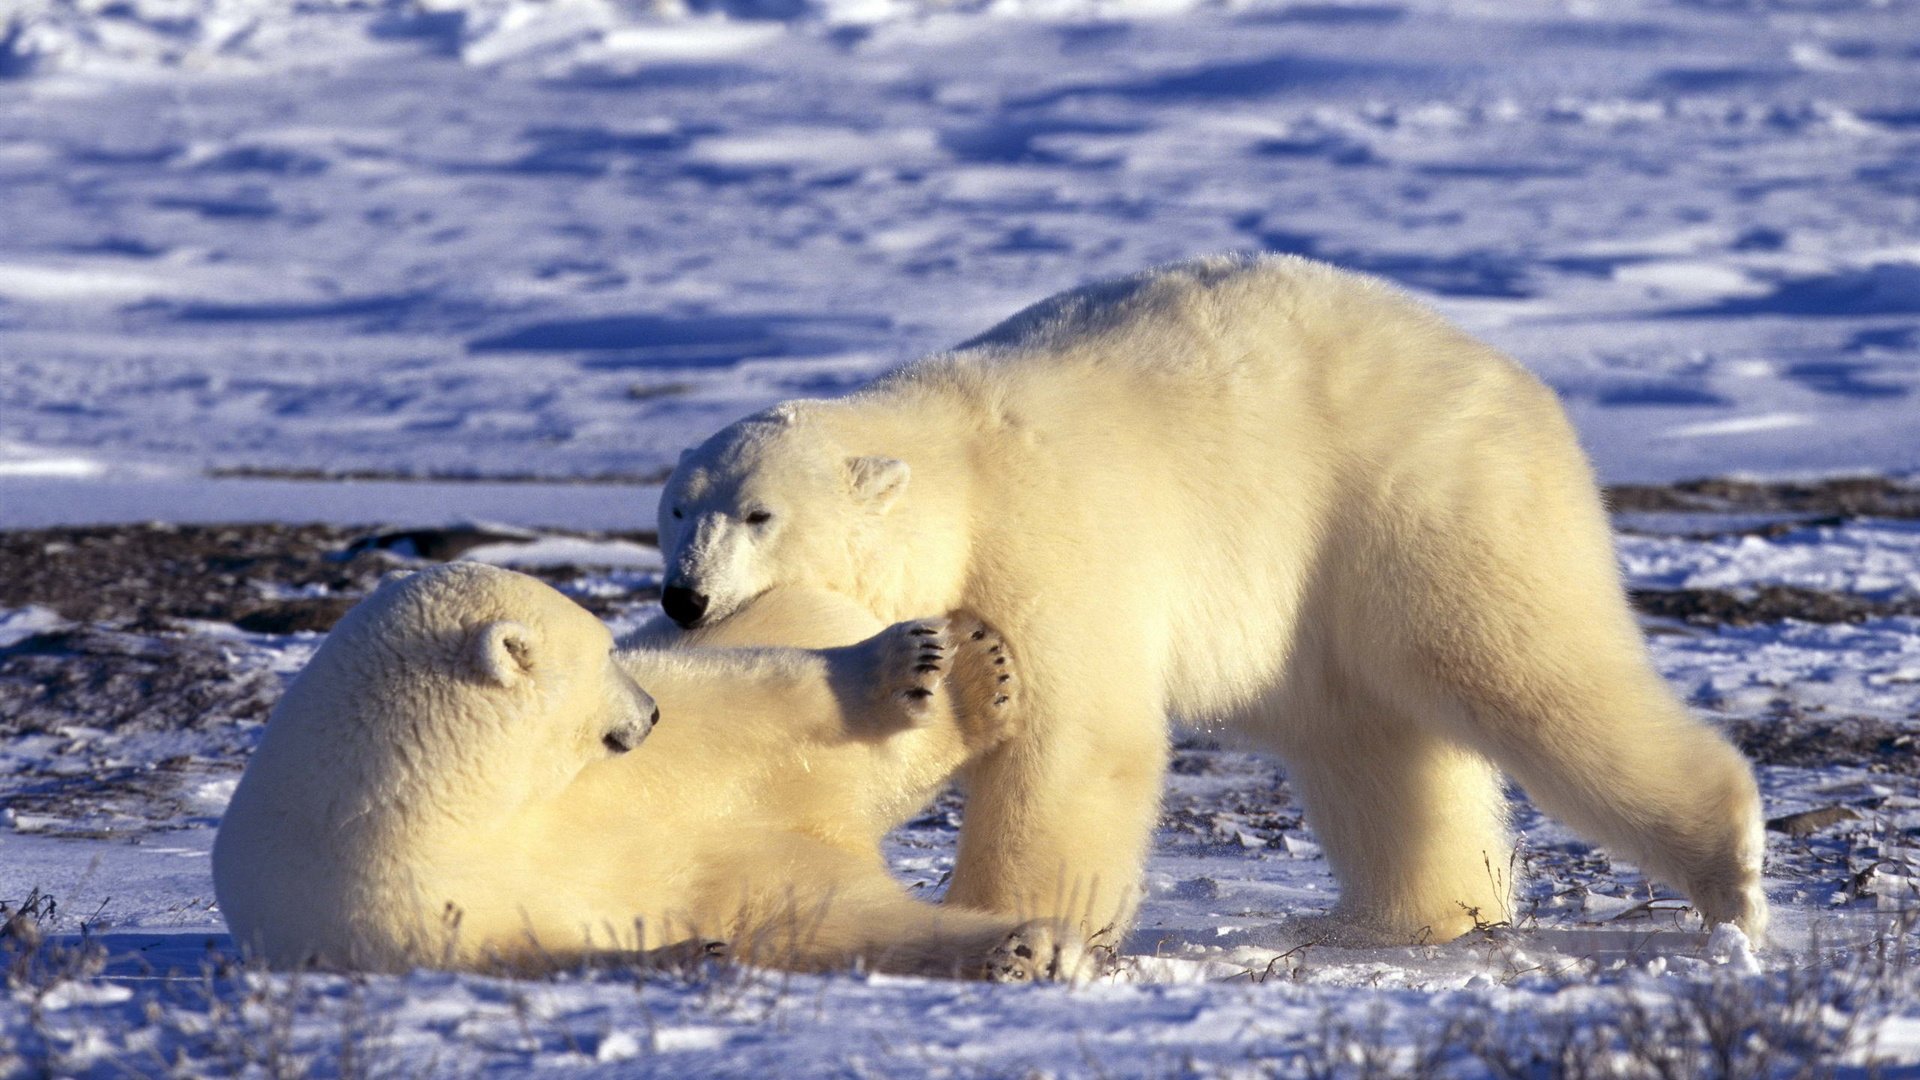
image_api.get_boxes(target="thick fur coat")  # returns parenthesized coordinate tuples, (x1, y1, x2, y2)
(655, 253, 1770, 946)
(212, 564, 1070, 977)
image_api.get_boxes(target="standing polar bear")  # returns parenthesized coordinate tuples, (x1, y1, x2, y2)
(214, 563, 1076, 978)
(656, 253, 1769, 946)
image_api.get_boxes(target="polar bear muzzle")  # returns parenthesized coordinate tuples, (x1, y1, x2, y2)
(603, 667, 660, 754)
(661, 584, 709, 628)
(602, 716, 651, 755)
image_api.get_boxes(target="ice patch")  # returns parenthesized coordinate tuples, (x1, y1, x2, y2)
(33, 982, 133, 1011)
(597, 21, 787, 59)
(459, 536, 662, 570)
(0, 456, 104, 478)
(1707, 923, 1762, 974)
(0, 605, 65, 647)
(0, 262, 176, 303)
(1619, 519, 1920, 600)
(1611, 260, 1765, 301)
(190, 777, 239, 813)
(652, 1025, 729, 1052)
(1662, 413, 1815, 439)
(595, 1030, 644, 1062)
(693, 127, 940, 169)
(1107, 955, 1251, 984)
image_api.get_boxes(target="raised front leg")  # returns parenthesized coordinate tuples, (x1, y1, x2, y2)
(824, 616, 954, 735)
(617, 616, 952, 753)
(945, 614, 1024, 754)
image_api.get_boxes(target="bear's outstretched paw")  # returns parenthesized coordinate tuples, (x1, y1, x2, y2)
(948, 614, 1021, 750)
(871, 617, 952, 724)
(983, 920, 1097, 984)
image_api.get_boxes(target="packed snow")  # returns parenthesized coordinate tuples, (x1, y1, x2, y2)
(2, 0, 1918, 1074)
(3, 0, 1918, 497)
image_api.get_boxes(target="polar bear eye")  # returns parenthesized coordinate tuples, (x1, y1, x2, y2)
(670, 507, 683, 520)
(745, 510, 773, 526)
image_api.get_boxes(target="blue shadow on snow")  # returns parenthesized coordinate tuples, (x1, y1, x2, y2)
(1665, 263, 1920, 318)
(467, 313, 889, 370)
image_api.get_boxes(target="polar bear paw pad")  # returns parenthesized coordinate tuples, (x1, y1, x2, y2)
(877, 618, 952, 722)
(950, 616, 1021, 748)
(985, 920, 1093, 984)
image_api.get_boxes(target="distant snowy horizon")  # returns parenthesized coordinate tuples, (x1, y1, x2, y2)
(3, 0, 1917, 499)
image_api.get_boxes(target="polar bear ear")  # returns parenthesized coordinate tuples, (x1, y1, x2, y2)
(846, 456, 909, 513)
(471, 621, 538, 687)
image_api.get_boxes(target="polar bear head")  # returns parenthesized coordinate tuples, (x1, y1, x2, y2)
(213, 563, 658, 967)
(658, 403, 909, 628)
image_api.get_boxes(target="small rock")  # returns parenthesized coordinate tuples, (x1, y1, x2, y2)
(1766, 806, 1859, 837)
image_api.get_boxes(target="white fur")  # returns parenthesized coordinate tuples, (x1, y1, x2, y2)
(212, 563, 1072, 977)
(658, 253, 1770, 946)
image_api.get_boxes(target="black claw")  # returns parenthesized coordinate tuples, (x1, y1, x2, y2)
(1014, 944, 1033, 959)
(997, 674, 1010, 683)
(994, 657, 1007, 666)
(905, 687, 934, 700)
(987, 645, 1002, 654)
(994, 696, 1009, 706)
(914, 663, 940, 674)
(970, 629, 986, 640)
(910, 627, 939, 636)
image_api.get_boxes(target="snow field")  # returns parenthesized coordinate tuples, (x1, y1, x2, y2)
(2, 0, 1918, 1072)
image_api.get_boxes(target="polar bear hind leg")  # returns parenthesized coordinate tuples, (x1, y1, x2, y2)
(1370, 495, 1770, 939)
(1428, 653, 1768, 937)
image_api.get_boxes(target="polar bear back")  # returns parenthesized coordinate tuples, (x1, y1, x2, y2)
(828, 255, 1605, 716)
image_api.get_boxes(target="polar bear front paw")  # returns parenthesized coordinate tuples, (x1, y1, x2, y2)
(1689, 869, 1771, 942)
(871, 617, 952, 724)
(984, 920, 1095, 984)
(949, 615, 1021, 750)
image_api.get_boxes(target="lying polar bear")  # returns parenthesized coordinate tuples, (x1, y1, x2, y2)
(212, 562, 1072, 978)
(655, 253, 1769, 947)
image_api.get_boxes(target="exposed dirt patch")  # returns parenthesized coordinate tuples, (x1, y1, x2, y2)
(1, 523, 395, 629)
(0, 522, 660, 632)
(1605, 475, 1920, 518)
(4, 756, 227, 840)
(0, 623, 286, 835)
(1725, 712, 1918, 776)
(1629, 585, 1920, 626)
(0, 626, 282, 738)
(207, 466, 674, 485)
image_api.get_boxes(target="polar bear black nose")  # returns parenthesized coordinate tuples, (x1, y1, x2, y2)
(662, 585, 709, 628)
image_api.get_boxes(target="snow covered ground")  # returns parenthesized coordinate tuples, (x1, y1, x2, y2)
(4, 555, 1919, 1074)
(2, 0, 1919, 1074)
